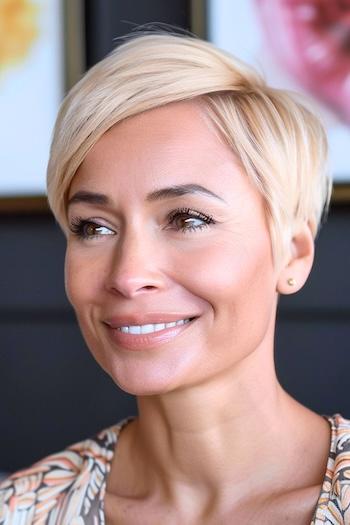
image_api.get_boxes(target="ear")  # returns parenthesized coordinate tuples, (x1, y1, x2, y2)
(277, 222, 315, 295)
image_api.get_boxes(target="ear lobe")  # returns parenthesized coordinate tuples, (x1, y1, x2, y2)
(277, 222, 315, 295)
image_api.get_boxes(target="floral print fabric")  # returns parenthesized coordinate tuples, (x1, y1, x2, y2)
(0, 417, 133, 525)
(311, 414, 350, 524)
(0, 414, 350, 524)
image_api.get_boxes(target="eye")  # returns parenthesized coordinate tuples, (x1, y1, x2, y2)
(167, 207, 215, 233)
(69, 217, 115, 240)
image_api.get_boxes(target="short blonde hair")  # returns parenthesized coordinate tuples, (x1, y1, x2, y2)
(47, 31, 331, 263)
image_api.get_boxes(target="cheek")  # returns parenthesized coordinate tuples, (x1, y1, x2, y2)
(64, 245, 99, 310)
(64, 247, 80, 308)
(179, 233, 277, 345)
(183, 234, 274, 300)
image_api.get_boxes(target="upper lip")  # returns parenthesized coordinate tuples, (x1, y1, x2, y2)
(104, 313, 198, 328)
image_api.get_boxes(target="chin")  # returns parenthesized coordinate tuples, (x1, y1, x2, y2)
(86, 332, 203, 397)
(103, 359, 184, 397)
(109, 373, 177, 397)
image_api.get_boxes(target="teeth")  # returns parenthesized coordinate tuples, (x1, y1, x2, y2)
(118, 318, 192, 334)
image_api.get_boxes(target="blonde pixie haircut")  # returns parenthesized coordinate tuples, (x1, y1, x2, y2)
(47, 31, 332, 264)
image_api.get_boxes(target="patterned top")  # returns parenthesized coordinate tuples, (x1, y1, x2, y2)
(1, 414, 350, 524)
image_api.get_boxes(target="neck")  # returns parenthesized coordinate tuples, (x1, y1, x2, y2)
(111, 345, 328, 510)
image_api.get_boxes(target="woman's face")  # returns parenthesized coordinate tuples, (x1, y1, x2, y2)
(65, 101, 279, 395)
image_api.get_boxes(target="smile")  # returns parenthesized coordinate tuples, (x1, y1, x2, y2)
(117, 318, 192, 334)
(105, 317, 198, 351)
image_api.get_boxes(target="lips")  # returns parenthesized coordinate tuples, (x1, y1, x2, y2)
(104, 315, 198, 351)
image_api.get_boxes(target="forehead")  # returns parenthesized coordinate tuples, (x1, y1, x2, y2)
(70, 101, 254, 204)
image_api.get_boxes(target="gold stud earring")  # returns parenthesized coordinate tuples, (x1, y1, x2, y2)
(287, 278, 296, 287)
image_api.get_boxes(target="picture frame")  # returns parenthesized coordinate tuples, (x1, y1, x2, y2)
(191, 0, 350, 203)
(0, 0, 85, 214)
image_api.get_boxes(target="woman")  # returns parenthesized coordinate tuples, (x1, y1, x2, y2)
(0, 31, 349, 524)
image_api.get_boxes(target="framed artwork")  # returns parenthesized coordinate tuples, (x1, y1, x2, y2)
(0, 0, 84, 212)
(192, 0, 350, 202)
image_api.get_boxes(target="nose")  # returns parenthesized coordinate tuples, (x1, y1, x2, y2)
(104, 226, 168, 298)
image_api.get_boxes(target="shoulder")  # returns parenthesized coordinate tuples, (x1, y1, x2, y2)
(0, 422, 125, 524)
(314, 414, 350, 524)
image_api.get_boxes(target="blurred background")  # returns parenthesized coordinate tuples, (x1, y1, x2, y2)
(0, 0, 349, 475)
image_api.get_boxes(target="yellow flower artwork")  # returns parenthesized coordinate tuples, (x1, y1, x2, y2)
(0, 0, 39, 70)
(0, 0, 63, 196)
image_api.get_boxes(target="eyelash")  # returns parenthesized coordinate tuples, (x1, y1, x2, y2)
(167, 207, 215, 233)
(69, 207, 215, 240)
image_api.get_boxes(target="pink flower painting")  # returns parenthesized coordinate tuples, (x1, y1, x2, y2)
(255, 0, 350, 124)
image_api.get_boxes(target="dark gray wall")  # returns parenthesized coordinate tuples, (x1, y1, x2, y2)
(1, 206, 349, 472)
(275, 205, 350, 415)
(0, 215, 137, 472)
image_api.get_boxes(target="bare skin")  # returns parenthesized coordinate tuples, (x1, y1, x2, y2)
(104, 385, 329, 524)
(65, 101, 331, 524)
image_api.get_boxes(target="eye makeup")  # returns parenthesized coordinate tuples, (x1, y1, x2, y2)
(68, 206, 216, 241)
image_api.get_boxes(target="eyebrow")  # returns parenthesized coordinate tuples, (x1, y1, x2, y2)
(68, 184, 226, 207)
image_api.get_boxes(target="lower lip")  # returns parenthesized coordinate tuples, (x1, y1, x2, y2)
(104, 318, 197, 351)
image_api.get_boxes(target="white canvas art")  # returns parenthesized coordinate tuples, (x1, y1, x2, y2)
(207, 0, 350, 183)
(0, 0, 64, 196)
